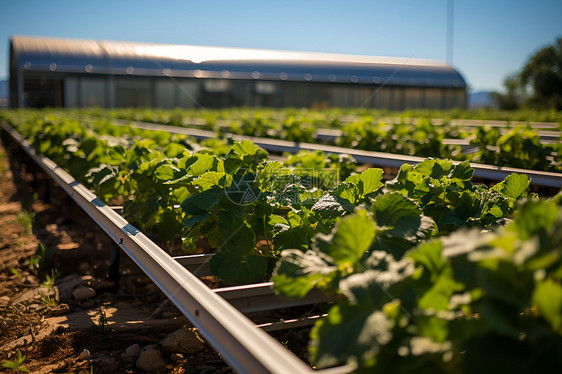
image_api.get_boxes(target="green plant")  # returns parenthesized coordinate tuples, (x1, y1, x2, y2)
(15, 210, 34, 236)
(0, 148, 6, 175)
(1, 350, 29, 372)
(272, 196, 562, 372)
(41, 270, 57, 291)
(39, 292, 57, 307)
(9, 268, 21, 279)
(27, 256, 40, 271)
(97, 307, 110, 335)
(469, 126, 559, 171)
(28, 243, 47, 271)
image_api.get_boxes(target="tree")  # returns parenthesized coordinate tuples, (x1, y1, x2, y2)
(491, 73, 525, 110)
(520, 38, 562, 109)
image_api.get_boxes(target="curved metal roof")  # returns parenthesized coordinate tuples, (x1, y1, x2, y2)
(11, 35, 467, 88)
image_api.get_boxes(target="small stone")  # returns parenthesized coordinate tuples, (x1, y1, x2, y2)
(136, 346, 166, 373)
(160, 328, 205, 354)
(78, 349, 90, 361)
(57, 242, 80, 250)
(124, 343, 141, 359)
(52, 360, 68, 372)
(3, 318, 14, 327)
(24, 275, 35, 284)
(72, 286, 95, 301)
(49, 303, 70, 316)
(0, 296, 10, 306)
(29, 303, 45, 312)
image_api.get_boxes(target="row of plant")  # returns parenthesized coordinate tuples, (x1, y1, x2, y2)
(84, 106, 562, 127)
(84, 107, 562, 172)
(2, 110, 543, 278)
(272, 195, 562, 372)
(2, 109, 561, 372)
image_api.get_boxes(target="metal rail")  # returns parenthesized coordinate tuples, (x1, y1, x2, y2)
(257, 314, 327, 332)
(108, 118, 562, 188)
(315, 128, 560, 143)
(214, 282, 329, 314)
(1, 123, 340, 374)
(172, 255, 331, 314)
(112, 115, 561, 140)
(325, 114, 561, 129)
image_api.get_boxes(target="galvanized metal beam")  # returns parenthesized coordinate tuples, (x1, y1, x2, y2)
(214, 282, 329, 314)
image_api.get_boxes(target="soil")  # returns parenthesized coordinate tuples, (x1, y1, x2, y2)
(0, 138, 312, 373)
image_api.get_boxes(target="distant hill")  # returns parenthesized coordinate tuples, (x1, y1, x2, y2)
(468, 91, 495, 109)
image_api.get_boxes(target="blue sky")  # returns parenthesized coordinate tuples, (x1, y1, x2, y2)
(0, 0, 561, 92)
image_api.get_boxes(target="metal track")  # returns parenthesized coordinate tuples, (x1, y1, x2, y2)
(214, 282, 329, 314)
(107, 118, 562, 188)
(315, 128, 560, 144)
(1, 123, 349, 374)
(111, 115, 561, 141)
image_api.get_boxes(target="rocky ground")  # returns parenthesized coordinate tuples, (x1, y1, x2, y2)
(0, 139, 311, 373)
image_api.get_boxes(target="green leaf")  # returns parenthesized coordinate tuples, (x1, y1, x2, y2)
(448, 190, 482, 221)
(408, 241, 447, 282)
(533, 278, 562, 333)
(311, 194, 352, 218)
(272, 249, 337, 298)
(344, 168, 384, 197)
(309, 303, 392, 369)
(209, 249, 269, 285)
(493, 173, 530, 199)
(192, 171, 224, 190)
(273, 226, 315, 252)
(415, 316, 449, 343)
(164, 142, 188, 158)
(313, 211, 375, 267)
(386, 163, 430, 198)
(286, 210, 303, 227)
(155, 164, 178, 180)
(236, 139, 265, 156)
(224, 140, 268, 173)
(509, 199, 559, 240)
(339, 265, 413, 307)
(449, 160, 474, 180)
(372, 192, 432, 242)
(219, 223, 256, 254)
(183, 213, 210, 230)
(414, 159, 453, 179)
(87, 165, 117, 186)
(268, 214, 289, 226)
(418, 270, 461, 310)
(187, 153, 217, 176)
(180, 186, 221, 214)
(156, 209, 182, 242)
